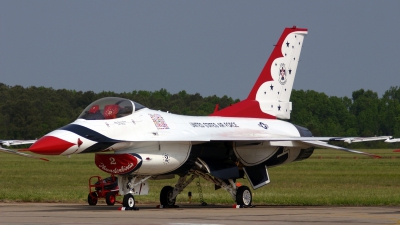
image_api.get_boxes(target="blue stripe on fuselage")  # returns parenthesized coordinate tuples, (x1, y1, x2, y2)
(59, 124, 123, 153)
(60, 124, 122, 143)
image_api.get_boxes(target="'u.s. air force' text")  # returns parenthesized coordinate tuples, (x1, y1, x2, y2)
(189, 122, 239, 128)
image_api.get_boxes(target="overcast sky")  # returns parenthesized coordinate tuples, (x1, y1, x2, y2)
(1, 1, 399, 100)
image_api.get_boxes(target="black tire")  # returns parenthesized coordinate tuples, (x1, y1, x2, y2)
(236, 186, 252, 206)
(87, 192, 98, 206)
(160, 186, 176, 207)
(123, 193, 135, 208)
(105, 192, 116, 206)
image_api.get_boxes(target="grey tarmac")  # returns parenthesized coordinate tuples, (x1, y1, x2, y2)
(0, 203, 399, 225)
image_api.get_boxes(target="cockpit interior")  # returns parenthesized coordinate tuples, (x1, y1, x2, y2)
(79, 97, 146, 120)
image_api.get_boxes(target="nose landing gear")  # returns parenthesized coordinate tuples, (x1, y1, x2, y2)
(118, 175, 151, 210)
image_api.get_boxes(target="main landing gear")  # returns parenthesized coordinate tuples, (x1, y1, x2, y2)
(158, 169, 253, 208)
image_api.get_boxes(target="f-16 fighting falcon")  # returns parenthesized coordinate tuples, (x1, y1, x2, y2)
(1, 26, 392, 209)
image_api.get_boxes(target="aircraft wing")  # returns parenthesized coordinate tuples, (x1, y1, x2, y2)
(209, 135, 386, 158)
(300, 140, 381, 158)
(126, 130, 388, 158)
(0, 146, 48, 161)
(338, 136, 395, 143)
(385, 138, 400, 143)
(213, 136, 392, 142)
(128, 129, 391, 143)
(0, 140, 37, 146)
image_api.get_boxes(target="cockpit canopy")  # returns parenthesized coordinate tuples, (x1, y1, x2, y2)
(78, 97, 146, 120)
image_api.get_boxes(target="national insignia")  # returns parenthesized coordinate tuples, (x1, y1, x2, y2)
(279, 63, 287, 85)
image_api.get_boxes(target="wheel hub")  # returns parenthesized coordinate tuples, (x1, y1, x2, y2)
(128, 197, 135, 207)
(242, 190, 251, 205)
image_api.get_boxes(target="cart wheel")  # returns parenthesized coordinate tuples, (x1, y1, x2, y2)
(88, 192, 98, 206)
(123, 193, 135, 208)
(106, 192, 116, 206)
(160, 186, 176, 207)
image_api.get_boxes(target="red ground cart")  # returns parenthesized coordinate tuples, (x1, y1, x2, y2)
(87, 175, 120, 205)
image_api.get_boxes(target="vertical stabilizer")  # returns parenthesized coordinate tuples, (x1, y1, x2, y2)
(211, 26, 308, 119)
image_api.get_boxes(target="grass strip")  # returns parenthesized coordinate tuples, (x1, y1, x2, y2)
(1, 149, 399, 205)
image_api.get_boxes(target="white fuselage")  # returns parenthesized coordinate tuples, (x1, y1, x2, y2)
(40, 108, 305, 175)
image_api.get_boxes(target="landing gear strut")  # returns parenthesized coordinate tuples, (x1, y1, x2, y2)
(118, 174, 151, 209)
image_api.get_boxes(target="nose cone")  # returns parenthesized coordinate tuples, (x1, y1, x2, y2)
(29, 136, 75, 155)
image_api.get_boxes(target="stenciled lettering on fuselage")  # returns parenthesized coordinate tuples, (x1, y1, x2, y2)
(149, 114, 170, 129)
(114, 121, 126, 126)
(163, 153, 170, 164)
(189, 122, 239, 128)
(258, 122, 269, 129)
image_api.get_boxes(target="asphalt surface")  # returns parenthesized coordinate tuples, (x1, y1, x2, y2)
(1, 203, 399, 225)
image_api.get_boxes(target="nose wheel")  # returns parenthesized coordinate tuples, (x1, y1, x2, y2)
(123, 193, 135, 208)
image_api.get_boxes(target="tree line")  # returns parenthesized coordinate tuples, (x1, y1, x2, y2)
(1, 83, 399, 148)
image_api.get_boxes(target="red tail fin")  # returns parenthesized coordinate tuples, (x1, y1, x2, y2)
(211, 26, 308, 119)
